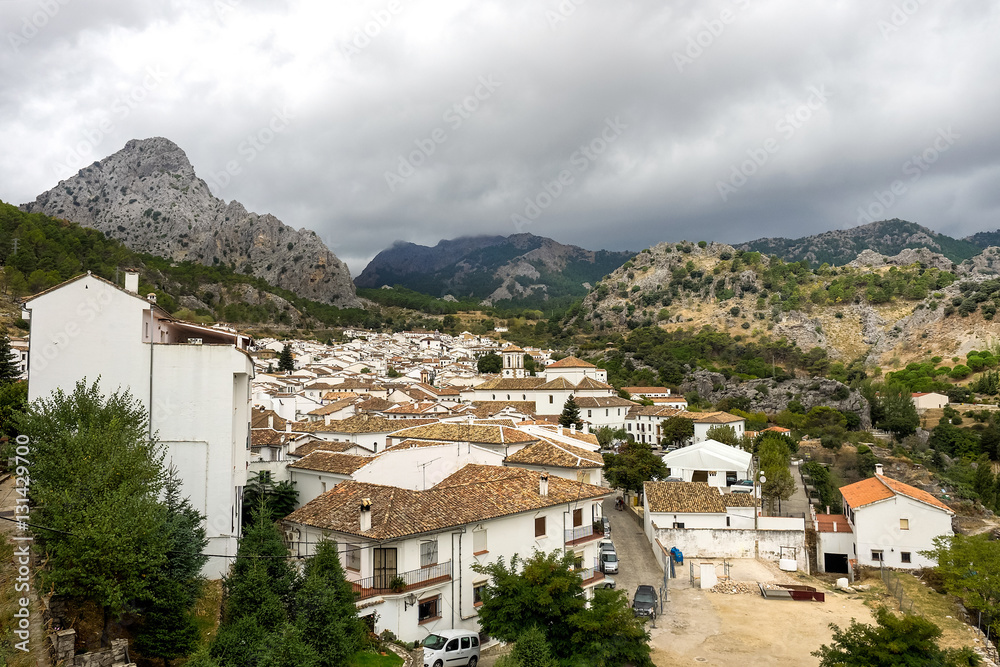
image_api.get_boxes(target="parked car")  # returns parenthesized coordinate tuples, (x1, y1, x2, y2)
(422, 629, 480, 667)
(632, 585, 657, 620)
(599, 539, 615, 554)
(600, 516, 611, 537)
(599, 549, 619, 574)
(730, 479, 755, 493)
(597, 576, 616, 589)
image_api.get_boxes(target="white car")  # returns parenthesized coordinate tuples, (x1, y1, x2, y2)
(423, 630, 480, 667)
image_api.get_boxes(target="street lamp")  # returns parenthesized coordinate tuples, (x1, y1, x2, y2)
(404, 593, 418, 610)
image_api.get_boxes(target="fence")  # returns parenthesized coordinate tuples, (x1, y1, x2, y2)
(879, 564, 1000, 663)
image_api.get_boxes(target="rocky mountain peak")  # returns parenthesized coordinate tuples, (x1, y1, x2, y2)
(21, 137, 359, 307)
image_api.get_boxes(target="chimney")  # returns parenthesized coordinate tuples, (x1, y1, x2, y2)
(539, 473, 549, 497)
(146, 292, 157, 304)
(285, 421, 291, 433)
(557, 425, 563, 436)
(268, 415, 274, 429)
(875, 464, 884, 476)
(124, 270, 139, 294)
(359, 498, 372, 532)
(570, 424, 576, 434)
(583, 423, 589, 434)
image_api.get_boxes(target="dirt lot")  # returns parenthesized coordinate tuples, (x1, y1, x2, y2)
(648, 559, 875, 667)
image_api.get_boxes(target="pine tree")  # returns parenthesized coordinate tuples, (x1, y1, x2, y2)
(278, 344, 295, 372)
(559, 395, 584, 429)
(294, 539, 367, 666)
(0, 334, 20, 384)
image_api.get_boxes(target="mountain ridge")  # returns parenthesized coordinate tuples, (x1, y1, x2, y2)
(355, 233, 634, 307)
(20, 137, 360, 307)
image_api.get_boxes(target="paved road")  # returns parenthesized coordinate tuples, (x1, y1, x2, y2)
(781, 460, 811, 517)
(602, 496, 666, 615)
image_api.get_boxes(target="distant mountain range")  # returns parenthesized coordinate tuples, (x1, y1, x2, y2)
(738, 219, 983, 267)
(355, 234, 634, 307)
(21, 137, 359, 307)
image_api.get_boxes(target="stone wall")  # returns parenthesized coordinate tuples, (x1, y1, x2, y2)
(49, 630, 134, 667)
(651, 526, 809, 573)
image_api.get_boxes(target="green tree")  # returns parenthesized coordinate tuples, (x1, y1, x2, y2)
(293, 539, 367, 667)
(559, 395, 584, 429)
(660, 416, 693, 447)
(856, 444, 879, 478)
(524, 354, 538, 376)
(0, 334, 20, 383)
(472, 550, 586, 657)
(812, 606, 979, 666)
(974, 456, 996, 508)
(705, 424, 740, 447)
(498, 625, 558, 667)
(242, 471, 299, 528)
(759, 434, 795, 514)
(0, 380, 27, 438)
(477, 352, 502, 374)
(278, 343, 295, 372)
(134, 470, 209, 665)
(212, 507, 299, 665)
(923, 533, 1000, 625)
(16, 380, 168, 639)
(876, 381, 920, 439)
(603, 441, 668, 494)
(568, 588, 653, 667)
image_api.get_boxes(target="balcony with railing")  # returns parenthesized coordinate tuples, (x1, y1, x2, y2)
(565, 524, 602, 547)
(350, 560, 453, 601)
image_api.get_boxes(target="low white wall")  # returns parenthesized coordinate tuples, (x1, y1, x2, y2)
(651, 526, 809, 572)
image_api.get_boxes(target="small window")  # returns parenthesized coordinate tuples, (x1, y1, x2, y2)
(901, 551, 912, 564)
(473, 528, 487, 554)
(573, 550, 584, 569)
(345, 544, 360, 571)
(446, 638, 459, 652)
(726, 517, 731, 527)
(461, 637, 471, 650)
(673, 522, 685, 529)
(899, 519, 909, 530)
(573, 508, 583, 527)
(549, 395, 554, 403)
(418, 596, 440, 623)
(871, 549, 884, 562)
(535, 516, 546, 537)
(420, 540, 438, 567)
(473, 581, 487, 606)
(471, 636, 480, 647)
(587, 410, 592, 417)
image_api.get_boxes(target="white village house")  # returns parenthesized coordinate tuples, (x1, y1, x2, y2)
(818, 465, 954, 572)
(283, 465, 612, 643)
(23, 271, 254, 577)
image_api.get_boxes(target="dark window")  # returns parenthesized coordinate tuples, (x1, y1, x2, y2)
(573, 508, 583, 527)
(471, 636, 480, 647)
(474, 583, 486, 606)
(535, 516, 546, 537)
(673, 522, 685, 529)
(461, 637, 471, 649)
(901, 552, 912, 564)
(446, 639, 459, 651)
(871, 550, 884, 562)
(418, 596, 440, 623)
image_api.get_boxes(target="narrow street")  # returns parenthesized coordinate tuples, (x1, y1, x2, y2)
(601, 495, 665, 609)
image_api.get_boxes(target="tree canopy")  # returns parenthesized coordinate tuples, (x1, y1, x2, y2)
(603, 441, 668, 494)
(558, 395, 584, 429)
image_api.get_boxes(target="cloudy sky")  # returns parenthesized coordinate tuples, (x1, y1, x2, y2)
(2, 0, 999, 274)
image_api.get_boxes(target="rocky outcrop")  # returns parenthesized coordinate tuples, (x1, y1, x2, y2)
(679, 369, 871, 428)
(22, 137, 360, 307)
(356, 233, 633, 304)
(849, 247, 955, 272)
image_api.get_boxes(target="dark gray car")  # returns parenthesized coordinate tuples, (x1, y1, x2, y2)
(632, 584, 657, 620)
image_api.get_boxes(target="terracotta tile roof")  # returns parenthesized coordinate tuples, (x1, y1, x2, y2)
(250, 429, 291, 447)
(502, 344, 525, 353)
(321, 391, 360, 401)
(537, 377, 577, 390)
(284, 464, 612, 538)
(388, 423, 537, 445)
(251, 408, 288, 430)
(644, 481, 759, 513)
(291, 439, 358, 456)
(623, 387, 672, 395)
(356, 397, 397, 412)
(840, 474, 953, 513)
(468, 401, 538, 418)
(293, 415, 437, 434)
(573, 377, 614, 390)
(575, 397, 637, 408)
(307, 397, 358, 416)
(505, 440, 603, 468)
(473, 377, 548, 391)
(547, 356, 596, 369)
(816, 514, 853, 534)
(288, 451, 374, 475)
(687, 411, 745, 424)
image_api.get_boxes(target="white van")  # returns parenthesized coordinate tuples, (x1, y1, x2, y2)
(422, 629, 481, 667)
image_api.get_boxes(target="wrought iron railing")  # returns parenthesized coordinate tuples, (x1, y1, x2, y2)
(350, 560, 453, 600)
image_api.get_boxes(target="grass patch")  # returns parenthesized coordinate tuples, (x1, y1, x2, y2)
(862, 572, 976, 651)
(191, 578, 223, 646)
(348, 649, 405, 667)
(0, 535, 38, 666)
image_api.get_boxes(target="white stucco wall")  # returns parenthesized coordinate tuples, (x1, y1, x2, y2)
(848, 494, 953, 569)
